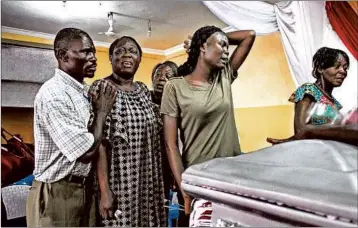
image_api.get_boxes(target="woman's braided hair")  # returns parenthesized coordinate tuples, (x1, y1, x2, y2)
(177, 25, 224, 76)
(312, 47, 350, 79)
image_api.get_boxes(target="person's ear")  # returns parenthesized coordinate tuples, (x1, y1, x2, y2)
(57, 49, 68, 62)
(200, 43, 207, 53)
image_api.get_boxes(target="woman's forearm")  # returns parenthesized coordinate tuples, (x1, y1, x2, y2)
(97, 143, 111, 193)
(165, 143, 186, 194)
(226, 30, 256, 46)
(305, 124, 358, 146)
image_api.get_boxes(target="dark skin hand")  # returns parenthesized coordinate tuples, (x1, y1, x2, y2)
(267, 96, 358, 146)
(78, 80, 117, 163)
(97, 142, 116, 219)
(166, 30, 256, 215)
(96, 39, 142, 219)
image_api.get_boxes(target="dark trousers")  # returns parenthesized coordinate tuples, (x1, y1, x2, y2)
(26, 178, 96, 227)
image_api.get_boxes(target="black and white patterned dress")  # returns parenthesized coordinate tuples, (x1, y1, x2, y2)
(90, 79, 167, 227)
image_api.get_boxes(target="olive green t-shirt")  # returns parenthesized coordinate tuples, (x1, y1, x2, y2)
(160, 63, 241, 168)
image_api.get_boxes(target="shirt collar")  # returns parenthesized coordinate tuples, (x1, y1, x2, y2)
(55, 68, 89, 94)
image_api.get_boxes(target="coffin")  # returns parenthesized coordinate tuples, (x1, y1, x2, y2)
(182, 140, 358, 227)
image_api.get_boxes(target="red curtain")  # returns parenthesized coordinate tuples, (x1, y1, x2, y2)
(326, 1, 358, 60)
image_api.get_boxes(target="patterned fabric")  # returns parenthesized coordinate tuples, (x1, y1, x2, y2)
(33, 69, 94, 183)
(90, 79, 167, 227)
(289, 83, 342, 125)
(189, 199, 212, 227)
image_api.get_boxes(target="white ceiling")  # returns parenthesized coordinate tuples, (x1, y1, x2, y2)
(1, 1, 231, 50)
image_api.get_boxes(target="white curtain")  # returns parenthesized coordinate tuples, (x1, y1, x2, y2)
(203, 1, 357, 113)
(203, 1, 278, 35)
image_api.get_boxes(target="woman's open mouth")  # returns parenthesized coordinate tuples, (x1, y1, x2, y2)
(122, 61, 133, 67)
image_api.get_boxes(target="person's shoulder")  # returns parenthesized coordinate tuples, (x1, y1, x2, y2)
(288, 83, 320, 103)
(298, 83, 316, 90)
(167, 76, 185, 86)
(35, 76, 67, 103)
(136, 81, 150, 91)
(89, 77, 110, 88)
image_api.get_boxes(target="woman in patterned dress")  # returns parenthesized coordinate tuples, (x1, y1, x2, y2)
(89, 36, 166, 227)
(267, 47, 358, 146)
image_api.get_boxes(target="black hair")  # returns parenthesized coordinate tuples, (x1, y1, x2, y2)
(109, 36, 142, 57)
(177, 25, 224, 76)
(312, 47, 350, 79)
(54, 28, 92, 59)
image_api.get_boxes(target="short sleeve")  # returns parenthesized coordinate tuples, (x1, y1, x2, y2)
(43, 97, 94, 162)
(160, 81, 180, 118)
(288, 83, 322, 104)
(217, 61, 238, 84)
(88, 79, 112, 142)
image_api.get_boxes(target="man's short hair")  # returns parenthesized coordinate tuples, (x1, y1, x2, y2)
(53, 28, 92, 59)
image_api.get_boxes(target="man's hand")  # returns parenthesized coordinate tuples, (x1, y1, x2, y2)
(91, 80, 117, 115)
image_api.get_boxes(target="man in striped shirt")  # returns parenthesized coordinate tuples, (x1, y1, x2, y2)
(26, 28, 116, 227)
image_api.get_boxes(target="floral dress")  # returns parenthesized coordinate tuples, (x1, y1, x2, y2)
(90, 79, 167, 227)
(289, 83, 342, 125)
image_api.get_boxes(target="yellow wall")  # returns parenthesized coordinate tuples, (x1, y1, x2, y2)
(2, 31, 296, 152)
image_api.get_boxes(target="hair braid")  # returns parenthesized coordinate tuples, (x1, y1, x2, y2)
(178, 25, 224, 76)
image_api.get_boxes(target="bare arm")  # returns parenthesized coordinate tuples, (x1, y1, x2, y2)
(268, 96, 358, 146)
(163, 115, 185, 194)
(97, 143, 111, 194)
(295, 97, 358, 146)
(163, 114, 192, 214)
(96, 142, 115, 219)
(227, 30, 256, 73)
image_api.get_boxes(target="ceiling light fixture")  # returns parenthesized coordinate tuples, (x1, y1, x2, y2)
(62, 1, 66, 8)
(147, 20, 152, 38)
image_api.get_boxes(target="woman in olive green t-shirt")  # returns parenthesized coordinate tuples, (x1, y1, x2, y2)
(160, 25, 256, 222)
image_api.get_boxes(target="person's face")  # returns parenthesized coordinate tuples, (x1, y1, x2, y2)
(62, 36, 97, 78)
(201, 32, 229, 69)
(110, 39, 141, 79)
(152, 65, 174, 94)
(319, 54, 348, 87)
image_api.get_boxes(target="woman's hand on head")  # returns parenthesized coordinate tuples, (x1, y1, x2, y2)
(183, 35, 192, 53)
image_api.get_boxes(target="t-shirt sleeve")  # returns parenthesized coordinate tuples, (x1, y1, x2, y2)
(288, 83, 320, 104)
(160, 81, 180, 118)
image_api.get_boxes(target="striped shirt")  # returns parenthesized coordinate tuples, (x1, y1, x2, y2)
(33, 69, 94, 183)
